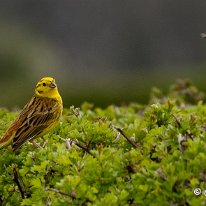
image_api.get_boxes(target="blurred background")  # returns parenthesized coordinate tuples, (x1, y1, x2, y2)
(1, 0, 206, 108)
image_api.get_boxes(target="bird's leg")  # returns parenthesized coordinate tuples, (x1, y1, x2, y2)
(28, 140, 43, 149)
(28, 137, 48, 149)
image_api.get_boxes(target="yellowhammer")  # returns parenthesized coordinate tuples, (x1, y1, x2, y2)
(0, 77, 63, 151)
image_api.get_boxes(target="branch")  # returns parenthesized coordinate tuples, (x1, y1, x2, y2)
(45, 196, 51, 206)
(13, 166, 30, 199)
(46, 187, 76, 199)
(44, 166, 56, 186)
(115, 127, 139, 148)
(73, 140, 95, 157)
(172, 114, 181, 128)
(59, 136, 95, 157)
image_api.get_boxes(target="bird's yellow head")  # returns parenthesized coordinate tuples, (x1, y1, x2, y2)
(35, 77, 62, 102)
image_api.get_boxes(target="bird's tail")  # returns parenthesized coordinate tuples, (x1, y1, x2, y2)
(0, 130, 14, 149)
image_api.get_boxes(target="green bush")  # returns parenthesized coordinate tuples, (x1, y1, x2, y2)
(1, 79, 206, 205)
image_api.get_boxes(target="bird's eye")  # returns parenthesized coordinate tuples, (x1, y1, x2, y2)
(43, 83, 46, 86)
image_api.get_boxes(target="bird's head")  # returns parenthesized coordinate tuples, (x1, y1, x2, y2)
(35, 77, 61, 101)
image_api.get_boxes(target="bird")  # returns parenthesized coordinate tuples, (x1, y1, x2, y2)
(0, 77, 63, 151)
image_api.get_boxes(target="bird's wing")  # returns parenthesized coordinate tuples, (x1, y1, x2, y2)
(0, 119, 22, 149)
(12, 97, 60, 151)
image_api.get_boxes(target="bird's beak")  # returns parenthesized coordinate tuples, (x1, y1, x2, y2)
(50, 82, 57, 88)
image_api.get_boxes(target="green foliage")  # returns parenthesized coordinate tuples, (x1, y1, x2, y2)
(1, 79, 206, 205)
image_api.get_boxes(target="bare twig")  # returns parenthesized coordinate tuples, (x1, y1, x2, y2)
(28, 140, 43, 149)
(115, 127, 139, 148)
(59, 136, 95, 157)
(13, 166, 30, 199)
(172, 114, 181, 128)
(44, 166, 56, 186)
(73, 140, 95, 157)
(201, 125, 206, 131)
(45, 196, 51, 206)
(65, 139, 72, 149)
(58, 136, 73, 149)
(46, 187, 76, 199)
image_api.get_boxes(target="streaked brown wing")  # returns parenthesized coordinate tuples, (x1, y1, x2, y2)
(12, 96, 60, 151)
(0, 119, 22, 148)
(12, 125, 47, 151)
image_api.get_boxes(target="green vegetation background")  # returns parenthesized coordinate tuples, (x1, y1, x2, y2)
(1, 80, 206, 205)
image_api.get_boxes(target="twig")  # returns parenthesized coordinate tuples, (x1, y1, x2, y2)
(44, 166, 56, 186)
(45, 196, 51, 206)
(65, 139, 72, 149)
(59, 136, 95, 157)
(73, 140, 95, 157)
(46, 187, 76, 199)
(201, 125, 206, 131)
(172, 114, 181, 128)
(59, 137, 73, 149)
(28, 140, 43, 149)
(115, 127, 139, 148)
(13, 166, 30, 199)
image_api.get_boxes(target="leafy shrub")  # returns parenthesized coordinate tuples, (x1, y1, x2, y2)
(0, 79, 206, 205)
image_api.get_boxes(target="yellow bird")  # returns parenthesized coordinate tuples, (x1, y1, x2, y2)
(0, 77, 63, 151)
